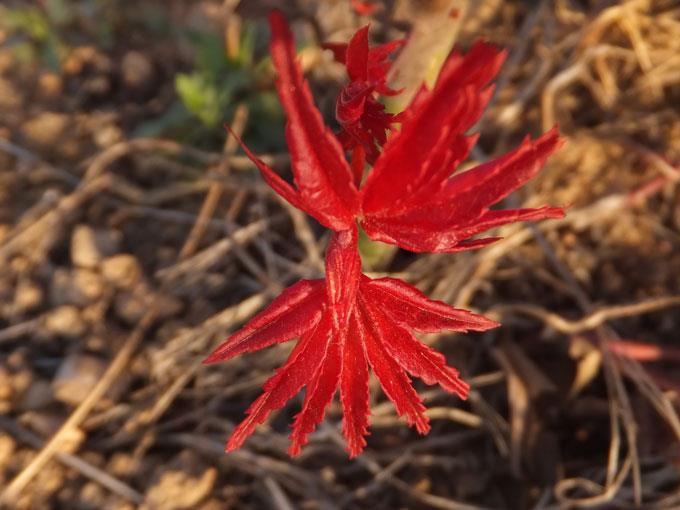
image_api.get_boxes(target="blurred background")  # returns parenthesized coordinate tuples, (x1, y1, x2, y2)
(1, 0, 680, 508)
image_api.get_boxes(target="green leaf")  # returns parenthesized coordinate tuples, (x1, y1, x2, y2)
(4, 7, 50, 40)
(175, 73, 222, 126)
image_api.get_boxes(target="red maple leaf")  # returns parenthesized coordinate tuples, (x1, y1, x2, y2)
(208, 11, 565, 456)
(205, 227, 497, 457)
(323, 26, 404, 166)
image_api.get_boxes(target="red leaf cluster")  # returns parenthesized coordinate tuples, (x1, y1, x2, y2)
(323, 26, 404, 164)
(206, 11, 564, 457)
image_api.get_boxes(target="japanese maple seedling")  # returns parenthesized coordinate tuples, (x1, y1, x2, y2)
(205, 11, 564, 458)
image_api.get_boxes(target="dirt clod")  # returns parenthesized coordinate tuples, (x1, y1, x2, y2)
(0, 435, 16, 477)
(144, 451, 217, 510)
(52, 354, 106, 406)
(44, 305, 87, 338)
(121, 51, 155, 90)
(101, 254, 142, 289)
(71, 225, 121, 269)
(50, 269, 104, 308)
(0, 77, 22, 110)
(20, 112, 70, 151)
(19, 379, 53, 411)
(12, 280, 43, 315)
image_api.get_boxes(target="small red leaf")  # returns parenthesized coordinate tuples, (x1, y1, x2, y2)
(357, 298, 430, 434)
(346, 26, 370, 81)
(371, 306, 470, 398)
(329, 23, 403, 161)
(268, 11, 358, 230)
(226, 313, 333, 451)
(361, 207, 562, 253)
(434, 127, 564, 225)
(340, 312, 371, 457)
(350, 0, 379, 15)
(363, 277, 498, 332)
(288, 335, 342, 456)
(452, 207, 565, 240)
(204, 279, 324, 363)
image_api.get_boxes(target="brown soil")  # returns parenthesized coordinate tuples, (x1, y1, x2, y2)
(1, 1, 680, 509)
